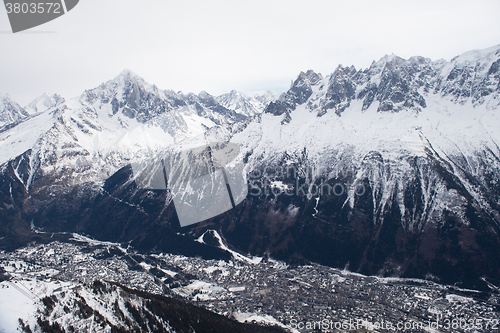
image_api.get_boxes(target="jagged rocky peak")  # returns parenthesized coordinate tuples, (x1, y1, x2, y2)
(0, 92, 29, 127)
(266, 45, 500, 120)
(92, 69, 157, 102)
(216, 90, 249, 113)
(367, 54, 400, 74)
(196, 90, 223, 115)
(116, 68, 144, 81)
(296, 69, 323, 86)
(321, 65, 357, 116)
(78, 69, 245, 127)
(352, 55, 436, 113)
(227, 89, 243, 97)
(80, 69, 174, 122)
(366, 54, 450, 112)
(289, 70, 323, 103)
(264, 70, 323, 119)
(112, 69, 162, 99)
(369, 56, 431, 112)
(285, 69, 321, 102)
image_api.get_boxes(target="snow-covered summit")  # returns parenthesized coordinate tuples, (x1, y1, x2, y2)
(0, 93, 29, 128)
(24, 93, 64, 115)
(440, 44, 500, 105)
(449, 44, 500, 66)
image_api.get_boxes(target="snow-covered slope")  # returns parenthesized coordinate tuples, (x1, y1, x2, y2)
(0, 278, 281, 333)
(196, 230, 262, 264)
(218, 92, 499, 228)
(0, 279, 44, 332)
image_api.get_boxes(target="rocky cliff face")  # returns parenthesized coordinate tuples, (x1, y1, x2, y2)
(1, 46, 500, 289)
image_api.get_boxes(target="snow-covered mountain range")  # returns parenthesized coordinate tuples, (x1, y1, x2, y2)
(1, 45, 500, 289)
(0, 70, 266, 188)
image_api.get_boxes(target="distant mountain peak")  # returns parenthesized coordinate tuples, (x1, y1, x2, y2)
(116, 68, 142, 81)
(294, 70, 323, 87)
(0, 92, 14, 101)
(227, 90, 244, 97)
(198, 90, 212, 99)
(216, 90, 272, 117)
(450, 44, 500, 64)
(79, 69, 160, 117)
(25, 93, 64, 115)
(0, 93, 29, 127)
(110, 69, 156, 92)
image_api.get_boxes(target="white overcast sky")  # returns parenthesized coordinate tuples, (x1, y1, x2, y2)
(0, 0, 499, 105)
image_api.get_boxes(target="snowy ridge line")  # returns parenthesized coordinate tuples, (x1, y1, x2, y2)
(69, 233, 127, 252)
(197, 230, 262, 265)
(233, 311, 295, 332)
